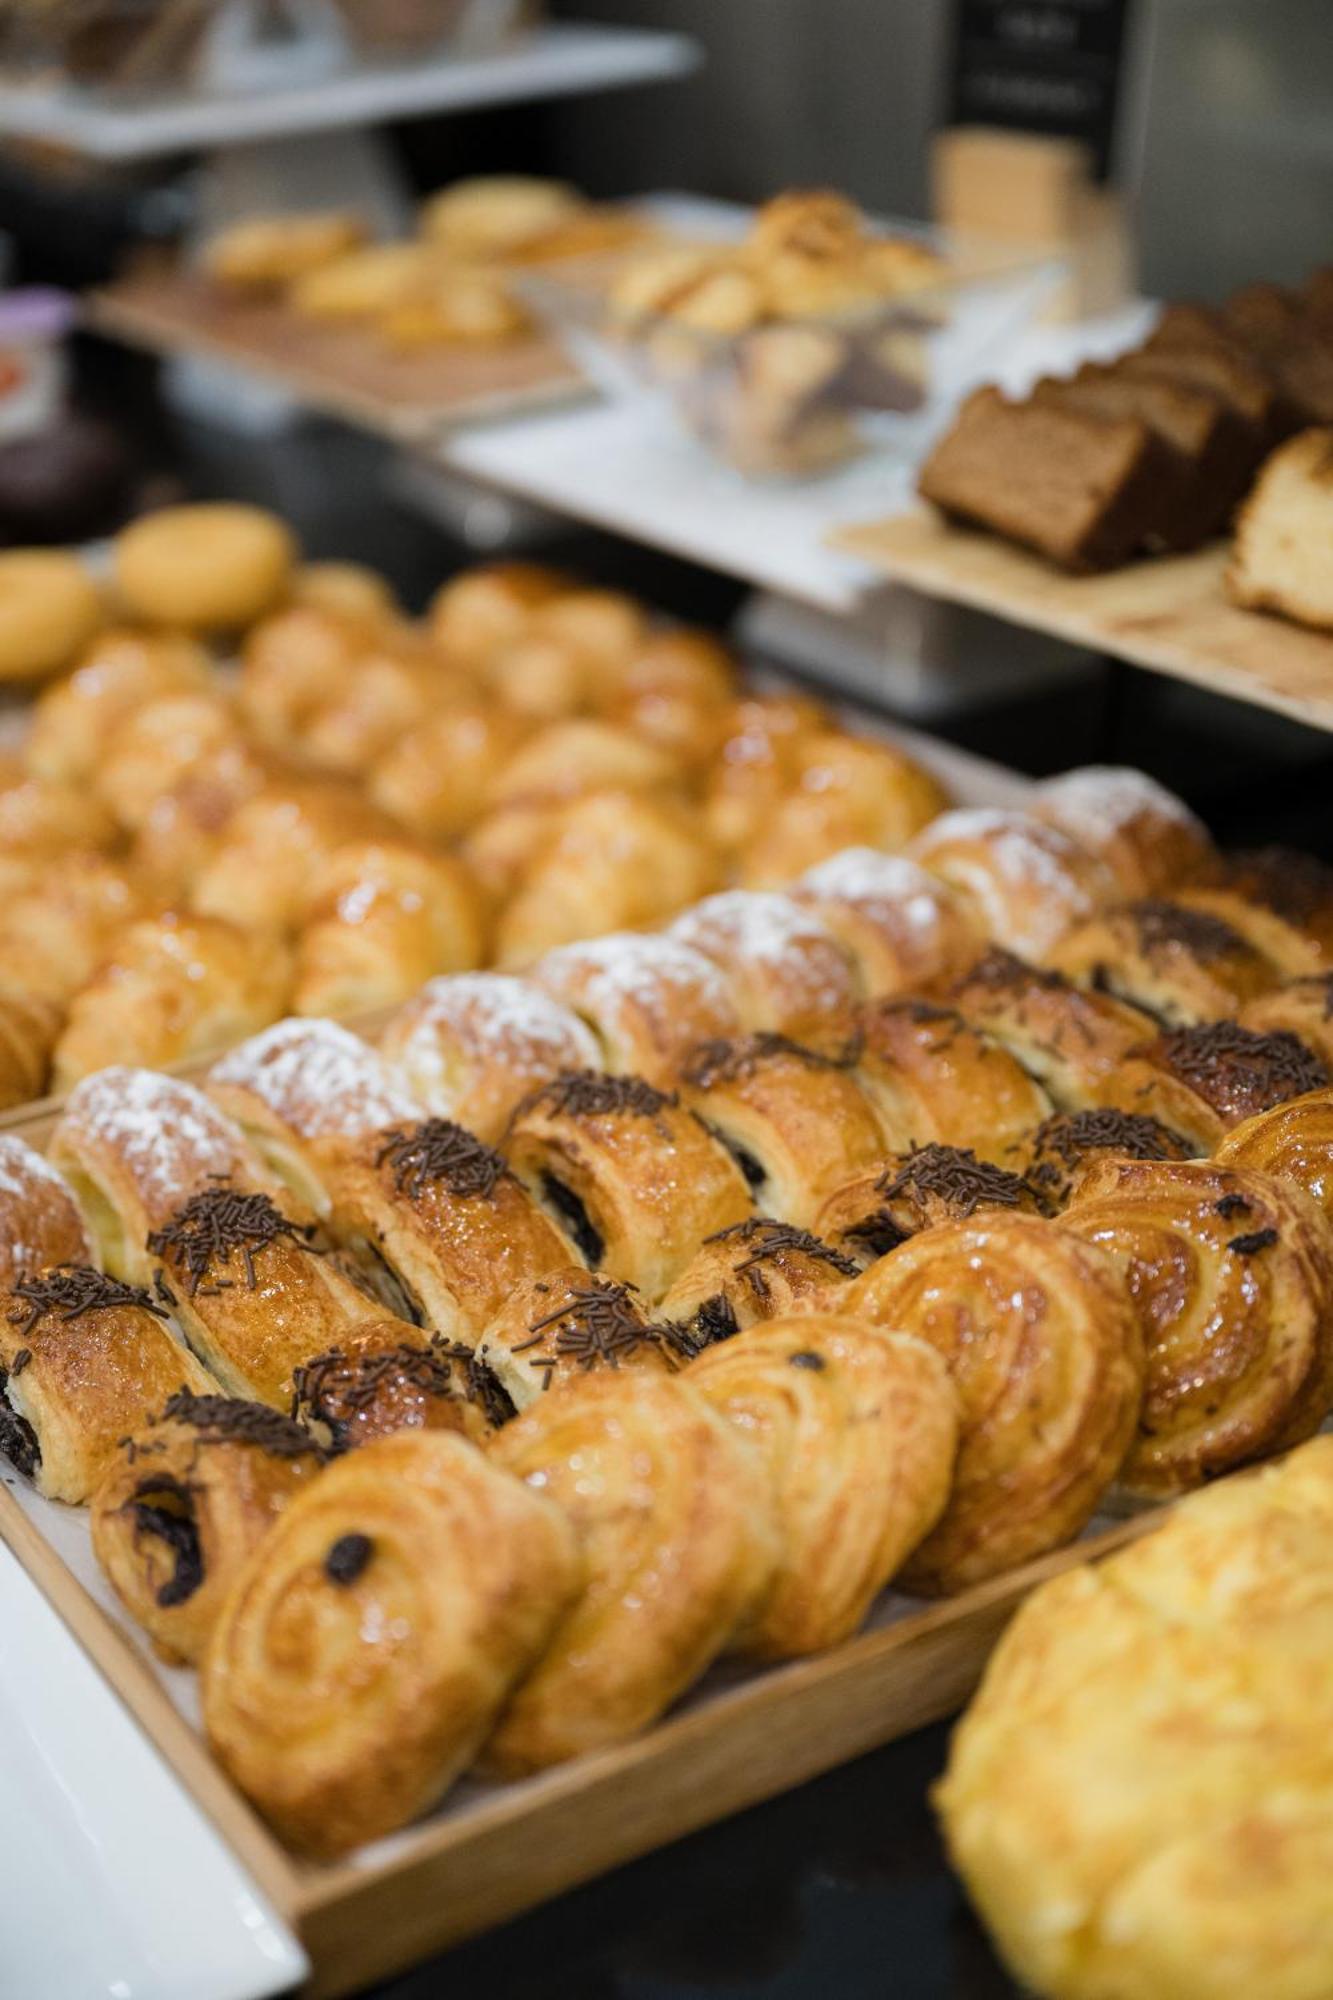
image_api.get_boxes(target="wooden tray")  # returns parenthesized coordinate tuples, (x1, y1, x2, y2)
(835, 510, 1333, 734)
(89, 269, 593, 443)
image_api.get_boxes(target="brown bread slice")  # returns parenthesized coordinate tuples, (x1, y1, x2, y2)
(1223, 283, 1333, 428)
(917, 386, 1163, 572)
(1140, 306, 1284, 437)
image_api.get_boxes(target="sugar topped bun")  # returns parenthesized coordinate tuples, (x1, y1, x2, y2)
(791, 848, 981, 997)
(1032, 765, 1213, 897)
(670, 891, 857, 1040)
(909, 808, 1113, 961)
(533, 933, 740, 1085)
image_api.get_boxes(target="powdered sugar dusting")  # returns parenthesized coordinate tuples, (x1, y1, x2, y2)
(384, 973, 600, 1098)
(59, 1067, 253, 1216)
(796, 848, 959, 941)
(211, 1018, 423, 1141)
(0, 1135, 78, 1207)
(909, 810, 1104, 958)
(671, 891, 855, 1018)
(537, 933, 737, 1029)
(1035, 766, 1203, 849)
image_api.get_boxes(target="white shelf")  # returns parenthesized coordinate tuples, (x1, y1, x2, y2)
(0, 22, 699, 160)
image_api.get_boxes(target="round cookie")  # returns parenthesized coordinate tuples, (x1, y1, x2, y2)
(0, 551, 102, 680)
(114, 504, 296, 631)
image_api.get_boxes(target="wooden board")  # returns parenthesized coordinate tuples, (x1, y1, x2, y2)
(89, 270, 592, 442)
(835, 510, 1333, 734)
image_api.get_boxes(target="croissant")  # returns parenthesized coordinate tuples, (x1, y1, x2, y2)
(853, 998, 1051, 1164)
(1017, 1107, 1196, 1210)
(91, 1390, 323, 1662)
(703, 693, 829, 855)
(0, 765, 117, 855)
(815, 1144, 1043, 1264)
(908, 808, 1113, 961)
(300, 634, 445, 779)
(0, 852, 140, 1004)
(27, 628, 212, 783)
(945, 949, 1156, 1110)
(533, 933, 740, 1087)
(739, 734, 949, 887)
(190, 780, 396, 934)
(688, 1314, 957, 1656)
(368, 702, 530, 843)
(97, 692, 245, 835)
(1030, 765, 1213, 898)
(790, 848, 982, 998)
(598, 628, 736, 764)
(236, 605, 364, 754)
(484, 1372, 777, 1775)
(844, 1214, 1142, 1591)
(129, 739, 271, 902)
(293, 840, 485, 1018)
(1215, 1087, 1333, 1221)
(202, 1430, 581, 1856)
(486, 717, 682, 810)
(0, 1135, 93, 1293)
(1049, 898, 1280, 1025)
(427, 561, 569, 669)
(670, 891, 858, 1041)
(1064, 1156, 1333, 1495)
(658, 1216, 859, 1345)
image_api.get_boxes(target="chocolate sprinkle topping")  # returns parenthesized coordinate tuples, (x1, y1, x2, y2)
(1129, 900, 1250, 963)
(788, 1350, 826, 1371)
(147, 1184, 319, 1298)
(375, 1120, 508, 1201)
(693, 1293, 740, 1347)
(681, 1032, 857, 1090)
(324, 1532, 373, 1586)
(513, 1069, 677, 1128)
(9, 1347, 30, 1377)
(704, 1216, 859, 1280)
(1226, 848, 1333, 929)
(9, 1265, 169, 1335)
(1156, 1022, 1328, 1117)
(435, 1340, 515, 1430)
(876, 1144, 1029, 1217)
(155, 1389, 321, 1461)
(291, 1341, 471, 1450)
(955, 948, 1067, 996)
(513, 1278, 697, 1386)
(1031, 1109, 1192, 1170)
(1228, 1227, 1279, 1257)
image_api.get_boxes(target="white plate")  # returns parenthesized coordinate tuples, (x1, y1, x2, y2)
(0, 1540, 307, 2000)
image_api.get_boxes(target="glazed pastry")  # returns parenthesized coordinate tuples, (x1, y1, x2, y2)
(51, 914, 294, 1092)
(0, 852, 139, 1004)
(1100, 1021, 1329, 1148)
(945, 949, 1158, 1109)
(427, 562, 568, 669)
(477, 1267, 692, 1407)
(1049, 898, 1280, 1024)
(0, 1267, 213, 1503)
(533, 933, 740, 1087)
(740, 735, 949, 888)
(483, 629, 595, 723)
(845, 1215, 1142, 1591)
(526, 589, 648, 696)
(658, 1216, 859, 1345)
(504, 1070, 752, 1300)
(459, 798, 563, 906)
(1240, 973, 1333, 1068)
(484, 1372, 777, 1775)
(0, 767, 117, 855)
(0, 1135, 92, 1292)
(27, 628, 212, 783)
(790, 848, 982, 997)
(670, 891, 857, 1041)
(1215, 1088, 1333, 1222)
(1030, 765, 1213, 898)
(1064, 1155, 1333, 1495)
(0, 549, 103, 681)
(294, 839, 485, 1018)
(238, 604, 365, 754)
(96, 690, 245, 836)
(599, 628, 737, 764)
(907, 809, 1113, 960)
(1175, 856, 1333, 976)
(369, 702, 530, 842)
(203, 1429, 581, 1857)
(299, 635, 445, 779)
(377, 973, 599, 1144)
(190, 780, 396, 934)
(703, 692, 830, 855)
(203, 210, 366, 293)
(290, 1323, 510, 1451)
(854, 998, 1052, 1164)
(678, 1032, 886, 1228)
(129, 740, 271, 903)
(486, 717, 680, 809)
(815, 1144, 1042, 1265)
(113, 504, 295, 633)
(689, 1314, 957, 1656)
(1018, 1107, 1196, 1210)
(91, 1391, 322, 1662)
(0, 990, 61, 1110)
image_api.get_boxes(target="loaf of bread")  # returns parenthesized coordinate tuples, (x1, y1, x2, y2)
(1228, 427, 1333, 633)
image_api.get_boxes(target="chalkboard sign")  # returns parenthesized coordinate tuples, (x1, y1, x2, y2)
(947, 0, 1133, 180)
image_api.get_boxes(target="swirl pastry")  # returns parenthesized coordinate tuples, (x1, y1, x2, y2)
(945, 949, 1155, 1109)
(203, 1430, 581, 1857)
(532, 934, 740, 1087)
(1240, 974, 1333, 1068)
(739, 735, 949, 888)
(376, 973, 600, 1144)
(678, 1033, 886, 1227)
(478, 1267, 694, 1408)
(790, 848, 982, 998)
(844, 1215, 1142, 1591)
(0, 1136, 93, 1292)
(688, 1315, 957, 1656)
(1030, 765, 1213, 898)
(293, 839, 484, 1017)
(815, 1144, 1042, 1265)
(1049, 898, 1279, 1025)
(0, 1267, 213, 1503)
(290, 1324, 511, 1451)
(670, 891, 857, 1040)
(1099, 1021, 1329, 1151)
(1063, 1156, 1333, 1495)
(1018, 1107, 1196, 1210)
(485, 1373, 777, 1774)
(853, 999, 1051, 1164)
(907, 808, 1113, 960)
(91, 1391, 323, 1663)
(1215, 1088, 1333, 1221)
(368, 702, 530, 843)
(658, 1217, 859, 1346)
(1192, 846, 1333, 974)
(503, 1070, 752, 1300)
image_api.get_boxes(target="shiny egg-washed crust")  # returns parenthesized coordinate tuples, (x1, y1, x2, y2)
(1064, 1156, 1333, 1497)
(484, 1372, 779, 1775)
(937, 1438, 1333, 2000)
(790, 848, 981, 999)
(0, 990, 60, 1110)
(1016, 1107, 1197, 1211)
(677, 1033, 887, 1230)
(1030, 764, 1213, 899)
(738, 735, 949, 890)
(1240, 974, 1333, 1069)
(203, 1430, 581, 1858)
(1216, 1087, 1333, 1223)
(702, 694, 831, 857)
(503, 1071, 752, 1302)
(844, 1214, 1142, 1592)
(0, 1134, 93, 1293)
(0, 1269, 214, 1504)
(293, 840, 485, 1019)
(289, 1320, 498, 1452)
(1176, 880, 1333, 980)
(945, 949, 1156, 1110)
(907, 808, 1114, 962)
(1200, 846, 1333, 971)
(1095, 1021, 1330, 1153)
(426, 561, 569, 668)
(28, 628, 212, 784)
(669, 890, 858, 1041)
(1049, 897, 1280, 1026)
(815, 1145, 1043, 1265)
(689, 1315, 958, 1658)
(532, 933, 740, 1088)
(853, 999, 1051, 1165)
(369, 701, 531, 844)
(477, 1266, 689, 1410)
(91, 1391, 322, 1663)
(190, 779, 398, 935)
(657, 1217, 858, 1345)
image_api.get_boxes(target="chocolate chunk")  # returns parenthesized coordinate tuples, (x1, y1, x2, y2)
(324, 1533, 374, 1586)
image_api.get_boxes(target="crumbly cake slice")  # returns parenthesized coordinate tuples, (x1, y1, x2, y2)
(1138, 307, 1282, 436)
(1227, 427, 1333, 633)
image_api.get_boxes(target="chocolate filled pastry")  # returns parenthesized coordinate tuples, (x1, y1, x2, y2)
(0, 1134, 94, 1293)
(1100, 1021, 1330, 1150)
(845, 1215, 1142, 1591)
(478, 1267, 695, 1408)
(1240, 973, 1333, 1068)
(484, 1373, 777, 1775)
(853, 998, 1052, 1164)
(1049, 898, 1280, 1025)
(503, 1070, 752, 1301)
(658, 1217, 859, 1346)
(670, 890, 858, 1040)
(689, 1315, 957, 1656)
(376, 972, 600, 1145)
(907, 808, 1113, 961)
(1215, 1089, 1333, 1223)
(0, 1267, 213, 1503)
(532, 933, 740, 1087)
(1193, 847, 1333, 974)
(677, 1032, 887, 1228)
(945, 949, 1157, 1110)
(1018, 1107, 1197, 1210)
(1030, 766, 1213, 898)
(91, 1390, 323, 1663)
(290, 1323, 512, 1451)
(815, 1144, 1042, 1265)
(203, 1430, 581, 1857)
(790, 848, 982, 998)
(1064, 1156, 1333, 1496)
(293, 839, 485, 1017)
